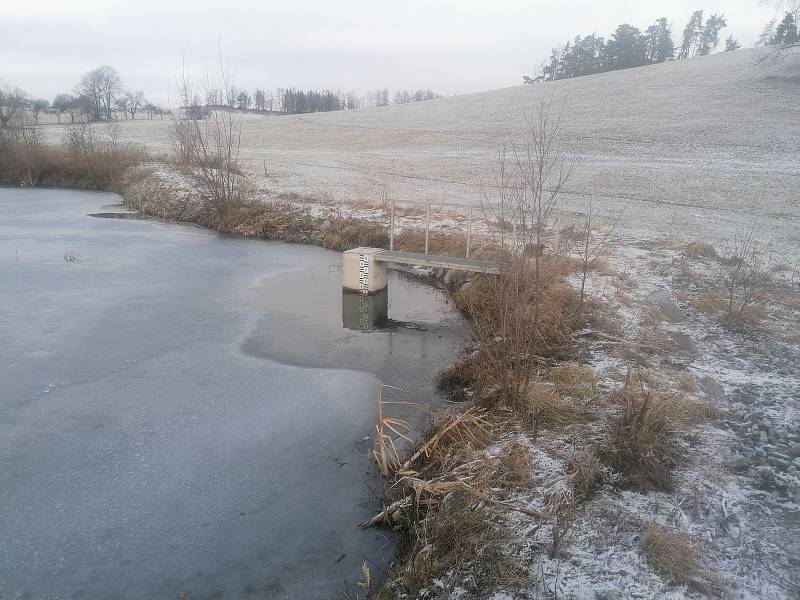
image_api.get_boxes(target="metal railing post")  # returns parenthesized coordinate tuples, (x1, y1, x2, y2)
(424, 203, 431, 255)
(390, 201, 395, 251)
(465, 206, 472, 259)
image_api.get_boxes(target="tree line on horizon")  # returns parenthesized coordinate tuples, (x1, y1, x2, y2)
(0, 65, 168, 128)
(525, 10, 732, 84)
(526, 3, 800, 84)
(207, 86, 443, 114)
(0, 67, 446, 127)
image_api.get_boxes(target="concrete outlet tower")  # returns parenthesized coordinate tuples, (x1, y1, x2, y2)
(342, 247, 388, 294)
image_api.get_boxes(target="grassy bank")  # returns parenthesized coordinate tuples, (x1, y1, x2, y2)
(363, 244, 730, 598)
(0, 122, 146, 191)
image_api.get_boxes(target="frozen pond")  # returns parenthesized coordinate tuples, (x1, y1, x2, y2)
(0, 187, 465, 599)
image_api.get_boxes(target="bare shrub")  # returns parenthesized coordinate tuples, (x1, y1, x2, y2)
(456, 97, 580, 409)
(721, 223, 772, 328)
(574, 199, 624, 318)
(640, 522, 722, 596)
(61, 121, 101, 154)
(169, 57, 252, 225)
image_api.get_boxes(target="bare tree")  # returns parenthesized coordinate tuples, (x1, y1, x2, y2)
(126, 91, 145, 119)
(575, 199, 624, 318)
(169, 54, 251, 225)
(70, 95, 93, 123)
(114, 95, 130, 119)
(474, 96, 576, 401)
(0, 85, 28, 128)
(143, 102, 156, 119)
(79, 65, 122, 119)
(30, 99, 49, 125)
(514, 97, 576, 331)
(52, 93, 74, 123)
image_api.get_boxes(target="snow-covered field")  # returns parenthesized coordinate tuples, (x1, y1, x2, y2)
(40, 48, 800, 262)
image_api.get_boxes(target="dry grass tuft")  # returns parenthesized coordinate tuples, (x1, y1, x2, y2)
(722, 304, 767, 329)
(406, 407, 494, 474)
(675, 371, 698, 393)
(493, 441, 533, 488)
(126, 169, 389, 251)
(379, 498, 524, 599)
(393, 229, 468, 257)
(455, 271, 579, 363)
(435, 356, 480, 402)
(567, 451, 604, 499)
(601, 389, 684, 491)
(602, 379, 719, 491)
(683, 241, 717, 259)
(693, 286, 767, 328)
(640, 522, 722, 596)
(322, 219, 389, 251)
(522, 382, 593, 428)
(548, 362, 596, 399)
(678, 395, 721, 424)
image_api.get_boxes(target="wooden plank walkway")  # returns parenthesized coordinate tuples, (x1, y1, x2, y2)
(375, 250, 501, 274)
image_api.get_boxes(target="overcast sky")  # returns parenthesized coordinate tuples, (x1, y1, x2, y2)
(0, 0, 777, 104)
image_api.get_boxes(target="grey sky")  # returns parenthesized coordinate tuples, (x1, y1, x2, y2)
(0, 0, 776, 104)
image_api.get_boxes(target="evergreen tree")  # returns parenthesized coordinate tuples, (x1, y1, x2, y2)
(605, 24, 644, 70)
(679, 10, 704, 59)
(774, 12, 798, 46)
(644, 17, 675, 63)
(254, 89, 266, 111)
(236, 91, 251, 110)
(698, 14, 727, 55)
(724, 35, 741, 51)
